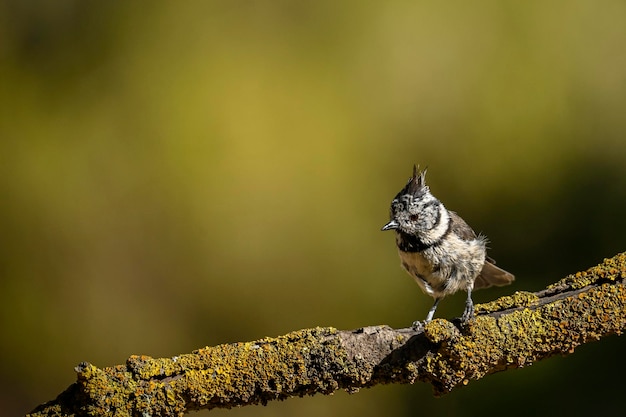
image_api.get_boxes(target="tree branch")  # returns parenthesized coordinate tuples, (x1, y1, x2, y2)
(29, 252, 626, 417)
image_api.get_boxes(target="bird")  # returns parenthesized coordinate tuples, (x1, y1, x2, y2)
(381, 165, 514, 323)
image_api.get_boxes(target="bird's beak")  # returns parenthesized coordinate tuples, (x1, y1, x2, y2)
(381, 220, 399, 231)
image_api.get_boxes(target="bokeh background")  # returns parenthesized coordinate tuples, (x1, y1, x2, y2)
(2, 1, 626, 416)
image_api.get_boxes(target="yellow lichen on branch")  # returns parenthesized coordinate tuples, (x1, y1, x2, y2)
(28, 253, 626, 417)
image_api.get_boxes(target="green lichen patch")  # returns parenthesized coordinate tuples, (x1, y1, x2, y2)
(72, 362, 138, 416)
(548, 252, 626, 290)
(48, 327, 352, 416)
(176, 326, 347, 408)
(423, 319, 460, 344)
(476, 291, 540, 314)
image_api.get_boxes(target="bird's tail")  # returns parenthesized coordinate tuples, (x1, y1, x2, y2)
(474, 258, 515, 289)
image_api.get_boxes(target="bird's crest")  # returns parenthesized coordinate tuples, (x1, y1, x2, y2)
(403, 164, 428, 196)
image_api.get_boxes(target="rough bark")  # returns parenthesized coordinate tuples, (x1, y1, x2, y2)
(29, 252, 626, 417)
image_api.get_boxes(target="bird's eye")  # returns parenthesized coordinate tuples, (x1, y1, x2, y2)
(409, 214, 419, 221)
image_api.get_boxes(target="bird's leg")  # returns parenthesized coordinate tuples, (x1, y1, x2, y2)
(412, 298, 441, 328)
(424, 298, 441, 323)
(461, 288, 474, 322)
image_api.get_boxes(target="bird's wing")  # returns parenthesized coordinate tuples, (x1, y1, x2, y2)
(448, 211, 477, 241)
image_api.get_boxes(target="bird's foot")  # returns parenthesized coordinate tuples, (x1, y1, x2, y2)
(461, 301, 475, 323)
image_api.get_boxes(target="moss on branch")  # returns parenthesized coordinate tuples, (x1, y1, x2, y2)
(29, 252, 626, 417)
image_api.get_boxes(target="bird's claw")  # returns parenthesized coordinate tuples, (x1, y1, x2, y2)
(411, 320, 425, 331)
(461, 302, 475, 323)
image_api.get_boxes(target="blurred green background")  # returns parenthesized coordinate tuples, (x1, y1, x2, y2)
(2, 1, 626, 416)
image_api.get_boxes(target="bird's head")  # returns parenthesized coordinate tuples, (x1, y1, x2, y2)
(382, 165, 443, 237)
